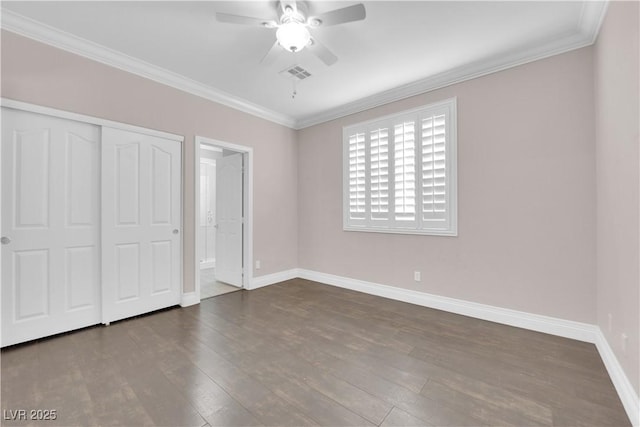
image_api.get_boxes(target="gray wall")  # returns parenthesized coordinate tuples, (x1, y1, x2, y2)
(298, 47, 597, 323)
(1, 30, 300, 293)
(594, 1, 639, 396)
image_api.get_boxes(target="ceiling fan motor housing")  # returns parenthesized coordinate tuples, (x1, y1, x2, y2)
(278, 1, 309, 25)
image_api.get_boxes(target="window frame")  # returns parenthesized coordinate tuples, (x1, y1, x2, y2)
(342, 97, 458, 236)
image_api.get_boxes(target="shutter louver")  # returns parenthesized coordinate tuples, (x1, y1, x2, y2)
(422, 114, 447, 220)
(370, 128, 389, 220)
(348, 132, 366, 219)
(394, 122, 416, 221)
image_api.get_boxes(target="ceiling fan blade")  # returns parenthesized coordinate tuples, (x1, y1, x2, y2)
(309, 4, 366, 27)
(308, 37, 338, 66)
(215, 12, 274, 27)
(260, 41, 281, 66)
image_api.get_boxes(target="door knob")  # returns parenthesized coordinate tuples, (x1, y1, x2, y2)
(1, 236, 11, 245)
(172, 229, 179, 235)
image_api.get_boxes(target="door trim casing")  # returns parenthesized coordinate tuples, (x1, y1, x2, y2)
(193, 136, 253, 303)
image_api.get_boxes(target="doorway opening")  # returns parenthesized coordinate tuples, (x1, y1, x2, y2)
(195, 136, 253, 301)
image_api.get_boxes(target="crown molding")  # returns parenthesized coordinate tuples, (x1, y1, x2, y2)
(294, 0, 609, 129)
(578, 0, 609, 44)
(0, 9, 298, 129)
(1, 2, 608, 131)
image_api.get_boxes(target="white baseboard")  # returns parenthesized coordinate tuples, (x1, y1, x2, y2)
(180, 291, 200, 307)
(595, 329, 640, 426)
(297, 269, 597, 343)
(249, 269, 299, 290)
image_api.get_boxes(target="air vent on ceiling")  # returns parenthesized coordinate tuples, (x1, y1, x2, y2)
(280, 65, 312, 81)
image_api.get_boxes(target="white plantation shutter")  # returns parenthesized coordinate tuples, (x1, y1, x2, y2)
(343, 98, 457, 235)
(348, 132, 366, 222)
(370, 128, 390, 221)
(394, 121, 416, 223)
(421, 113, 447, 221)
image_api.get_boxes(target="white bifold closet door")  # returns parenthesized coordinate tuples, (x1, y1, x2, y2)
(1, 109, 101, 347)
(101, 127, 182, 323)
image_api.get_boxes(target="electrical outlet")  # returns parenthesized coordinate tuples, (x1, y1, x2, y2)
(256, 260, 261, 270)
(621, 333, 628, 353)
(414, 271, 421, 282)
(608, 313, 613, 332)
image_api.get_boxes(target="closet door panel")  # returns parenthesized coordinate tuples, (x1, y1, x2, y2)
(151, 240, 172, 294)
(1, 108, 101, 347)
(14, 128, 50, 228)
(151, 146, 173, 225)
(115, 243, 141, 301)
(115, 143, 140, 226)
(65, 245, 97, 311)
(13, 249, 49, 320)
(102, 127, 181, 323)
(66, 132, 97, 227)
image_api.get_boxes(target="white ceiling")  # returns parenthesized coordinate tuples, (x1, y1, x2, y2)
(1, 1, 607, 129)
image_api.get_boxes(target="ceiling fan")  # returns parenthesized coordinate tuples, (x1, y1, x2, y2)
(215, 1, 366, 66)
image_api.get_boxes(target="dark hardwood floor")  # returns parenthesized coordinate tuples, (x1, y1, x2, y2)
(1, 279, 631, 426)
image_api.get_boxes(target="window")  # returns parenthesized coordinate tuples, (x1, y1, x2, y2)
(343, 98, 457, 236)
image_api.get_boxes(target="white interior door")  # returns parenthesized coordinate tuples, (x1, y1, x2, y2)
(215, 153, 243, 287)
(1, 109, 101, 347)
(101, 127, 181, 323)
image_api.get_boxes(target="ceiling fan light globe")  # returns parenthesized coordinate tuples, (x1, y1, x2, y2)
(276, 22, 311, 52)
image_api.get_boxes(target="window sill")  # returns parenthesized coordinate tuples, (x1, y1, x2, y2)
(343, 226, 458, 237)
